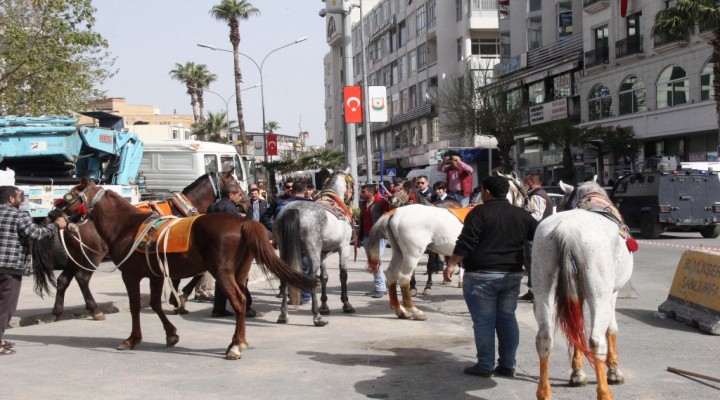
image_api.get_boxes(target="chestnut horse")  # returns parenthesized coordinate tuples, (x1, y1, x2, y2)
(32, 171, 238, 320)
(59, 179, 316, 360)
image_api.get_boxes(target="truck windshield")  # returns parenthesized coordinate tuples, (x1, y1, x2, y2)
(221, 155, 240, 180)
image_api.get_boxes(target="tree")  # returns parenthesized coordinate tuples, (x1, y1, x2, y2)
(296, 148, 346, 170)
(192, 65, 217, 123)
(0, 0, 115, 115)
(264, 121, 280, 133)
(652, 0, 720, 144)
(210, 0, 260, 155)
(169, 62, 201, 122)
(586, 125, 639, 174)
(531, 120, 592, 183)
(191, 111, 236, 142)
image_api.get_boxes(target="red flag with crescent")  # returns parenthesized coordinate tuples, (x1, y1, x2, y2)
(344, 86, 363, 123)
(620, 0, 629, 18)
(266, 134, 278, 156)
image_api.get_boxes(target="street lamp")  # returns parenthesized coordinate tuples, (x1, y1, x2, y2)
(198, 37, 308, 186)
(195, 84, 261, 138)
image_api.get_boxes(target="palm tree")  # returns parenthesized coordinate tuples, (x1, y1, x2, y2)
(652, 0, 720, 144)
(169, 62, 201, 122)
(264, 121, 280, 133)
(530, 120, 592, 183)
(192, 111, 237, 143)
(296, 148, 346, 170)
(210, 0, 260, 154)
(192, 65, 217, 123)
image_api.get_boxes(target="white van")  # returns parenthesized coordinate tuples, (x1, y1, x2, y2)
(138, 140, 253, 199)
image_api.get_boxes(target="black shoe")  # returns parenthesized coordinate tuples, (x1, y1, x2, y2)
(494, 366, 515, 378)
(518, 291, 534, 302)
(464, 364, 493, 377)
(246, 308, 265, 318)
(211, 309, 234, 318)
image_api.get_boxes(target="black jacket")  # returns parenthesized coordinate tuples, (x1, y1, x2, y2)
(241, 199, 268, 221)
(453, 198, 538, 274)
(207, 198, 242, 217)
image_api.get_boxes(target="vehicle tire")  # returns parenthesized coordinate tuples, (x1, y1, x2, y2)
(640, 213, 662, 239)
(700, 225, 720, 239)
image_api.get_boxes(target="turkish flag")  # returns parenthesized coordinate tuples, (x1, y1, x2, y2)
(266, 134, 278, 156)
(344, 86, 363, 123)
(620, 0, 628, 18)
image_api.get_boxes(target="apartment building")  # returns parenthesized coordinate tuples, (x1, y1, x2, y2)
(324, 0, 501, 179)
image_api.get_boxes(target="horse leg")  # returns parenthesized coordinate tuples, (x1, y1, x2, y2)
(569, 347, 588, 386)
(52, 268, 74, 320)
(276, 280, 289, 324)
(307, 252, 328, 327)
(397, 254, 426, 321)
(117, 272, 143, 350)
(588, 299, 614, 400)
(148, 277, 179, 348)
(222, 264, 250, 360)
(423, 252, 438, 295)
(76, 268, 105, 321)
(535, 291, 556, 399)
(318, 252, 331, 315)
(337, 244, 355, 314)
(409, 272, 417, 297)
(605, 293, 624, 385)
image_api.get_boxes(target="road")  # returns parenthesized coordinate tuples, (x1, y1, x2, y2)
(2, 230, 719, 400)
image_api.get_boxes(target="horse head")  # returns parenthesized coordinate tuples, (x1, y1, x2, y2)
(558, 178, 609, 211)
(181, 171, 240, 212)
(494, 170, 529, 209)
(326, 167, 354, 205)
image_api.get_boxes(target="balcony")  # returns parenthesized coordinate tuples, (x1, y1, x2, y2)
(585, 47, 609, 69)
(583, 0, 609, 14)
(653, 32, 688, 53)
(615, 35, 644, 63)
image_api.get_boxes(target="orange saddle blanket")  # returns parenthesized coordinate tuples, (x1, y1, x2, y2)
(447, 206, 474, 223)
(134, 215, 201, 254)
(134, 201, 172, 216)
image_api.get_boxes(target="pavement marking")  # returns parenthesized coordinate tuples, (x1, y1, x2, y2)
(637, 240, 720, 253)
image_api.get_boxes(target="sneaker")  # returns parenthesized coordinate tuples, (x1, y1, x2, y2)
(246, 308, 265, 318)
(494, 366, 515, 378)
(518, 290, 534, 302)
(196, 294, 215, 303)
(464, 364, 493, 377)
(370, 291, 387, 298)
(211, 309, 234, 318)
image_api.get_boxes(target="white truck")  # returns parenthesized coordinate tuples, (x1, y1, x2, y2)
(138, 140, 254, 200)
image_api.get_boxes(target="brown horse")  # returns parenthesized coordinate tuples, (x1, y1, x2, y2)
(59, 178, 316, 359)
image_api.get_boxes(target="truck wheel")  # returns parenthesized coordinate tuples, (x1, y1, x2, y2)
(640, 214, 662, 239)
(700, 225, 720, 239)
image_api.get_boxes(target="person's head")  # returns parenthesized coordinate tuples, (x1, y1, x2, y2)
(305, 183, 315, 198)
(0, 186, 23, 208)
(360, 184, 377, 201)
(433, 181, 447, 196)
(415, 175, 429, 190)
(292, 181, 307, 197)
(523, 173, 543, 190)
(389, 182, 396, 190)
(249, 187, 260, 202)
(480, 176, 509, 202)
(248, 183, 259, 191)
(222, 184, 243, 204)
(282, 178, 295, 195)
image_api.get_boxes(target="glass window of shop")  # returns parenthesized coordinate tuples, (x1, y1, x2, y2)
(552, 73, 572, 99)
(589, 83, 612, 121)
(619, 75, 647, 115)
(657, 65, 688, 109)
(528, 80, 545, 105)
(557, 1, 572, 40)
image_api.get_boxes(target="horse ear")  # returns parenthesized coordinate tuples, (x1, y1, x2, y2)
(343, 166, 351, 175)
(511, 171, 518, 179)
(559, 181, 573, 194)
(592, 174, 598, 183)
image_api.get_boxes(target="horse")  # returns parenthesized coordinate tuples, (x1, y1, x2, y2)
(58, 178, 316, 359)
(273, 168, 355, 327)
(532, 180, 634, 400)
(32, 171, 239, 321)
(367, 171, 528, 321)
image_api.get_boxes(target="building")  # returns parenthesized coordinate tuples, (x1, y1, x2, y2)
(323, 0, 502, 180)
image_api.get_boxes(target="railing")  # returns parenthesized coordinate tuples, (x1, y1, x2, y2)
(616, 35, 643, 58)
(585, 47, 609, 68)
(472, 0, 498, 10)
(583, 0, 604, 6)
(654, 32, 687, 47)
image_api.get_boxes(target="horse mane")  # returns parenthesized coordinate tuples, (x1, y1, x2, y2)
(182, 173, 212, 195)
(560, 180, 609, 210)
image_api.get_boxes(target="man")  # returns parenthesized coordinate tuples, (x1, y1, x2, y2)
(358, 184, 390, 298)
(240, 187, 268, 222)
(208, 184, 264, 318)
(518, 173, 553, 302)
(444, 176, 537, 378)
(0, 186, 67, 355)
(414, 175, 434, 202)
(304, 183, 315, 199)
(261, 178, 294, 231)
(437, 152, 473, 206)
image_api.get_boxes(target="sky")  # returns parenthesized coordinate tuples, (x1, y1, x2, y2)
(92, 0, 329, 146)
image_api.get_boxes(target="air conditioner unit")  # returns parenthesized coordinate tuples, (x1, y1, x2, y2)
(429, 77, 438, 86)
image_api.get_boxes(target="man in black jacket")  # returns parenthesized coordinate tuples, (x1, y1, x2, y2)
(444, 176, 537, 379)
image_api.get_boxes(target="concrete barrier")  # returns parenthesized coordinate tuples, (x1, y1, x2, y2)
(658, 249, 720, 335)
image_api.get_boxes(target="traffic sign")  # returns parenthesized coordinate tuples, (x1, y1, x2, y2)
(385, 168, 396, 177)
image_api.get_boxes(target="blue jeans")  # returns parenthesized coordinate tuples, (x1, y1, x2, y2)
(462, 271, 522, 371)
(362, 237, 387, 293)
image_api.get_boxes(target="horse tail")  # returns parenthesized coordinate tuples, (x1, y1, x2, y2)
(555, 228, 599, 365)
(245, 216, 317, 292)
(31, 232, 59, 298)
(367, 213, 392, 273)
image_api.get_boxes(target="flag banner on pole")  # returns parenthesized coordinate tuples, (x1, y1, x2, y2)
(368, 86, 388, 122)
(620, 0, 628, 17)
(266, 134, 278, 156)
(344, 86, 363, 123)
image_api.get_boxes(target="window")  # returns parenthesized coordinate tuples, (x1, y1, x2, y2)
(419, 80, 428, 103)
(427, 0, 436, 28)
(500, 32, 510, 60)
(391, 61, 398, 84)
(204, 154, 218, 174)
(417, 43, 427, 69)
(184, 130, 191, 140)
(172, 129, 179, 140)
(409, 50, 417, 74)
(657, 66, 688, 109)
(416, 5, 426, 37)
(392, 92, 400, 116)
(589, 83, 613, 121)
(528, 17, 542, 50)
(553, 73, 572, 99)
(430, 117, 440, 142)
(400, 89, 408, 113)
(398, 21, 407, 47)
(528, 81, 545, 105)
(383, 65, 392, 87)
(456, 0, 462, 21)
(557, 1, 572, 40)
(618, 75, 647, 115)
(410, 127, 418, 146)
(457, 37, 463, 61)
(701, 57, 715, 101)
(409, 85, 417, 109)
(399, 56, 407, 81)
(529, 0, 542, 12)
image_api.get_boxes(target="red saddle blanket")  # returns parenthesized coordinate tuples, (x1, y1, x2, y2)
(134, 215, 201, 254)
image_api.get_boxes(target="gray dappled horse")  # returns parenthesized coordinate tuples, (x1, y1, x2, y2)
(273, 168, 355, 327)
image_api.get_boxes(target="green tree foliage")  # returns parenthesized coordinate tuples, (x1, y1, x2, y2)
(264, 121, 280, 132)
(586, 125, 639, 173)
(0, 0, 115, 115)
(296, 148, 345, 170)
(169, 62, 216, 123)
(191, 110, 235, 142)
(531, 120, 592, 183)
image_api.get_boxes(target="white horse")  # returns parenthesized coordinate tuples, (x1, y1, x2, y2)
(273, 168, 355, 327)
(532, 180, 634, 400)
(367, 172, 528, 321)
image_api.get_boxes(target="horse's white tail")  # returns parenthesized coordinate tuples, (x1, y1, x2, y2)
(555, 224, 600, 365)
(367, 213, 392, 273)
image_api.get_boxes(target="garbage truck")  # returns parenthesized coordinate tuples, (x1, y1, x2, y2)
(0, 112, 144, 219)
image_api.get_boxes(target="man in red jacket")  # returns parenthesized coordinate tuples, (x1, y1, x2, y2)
(437, 152, 473, 206)
(358, 184, 390, 298)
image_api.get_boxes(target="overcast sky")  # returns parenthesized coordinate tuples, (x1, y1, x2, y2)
(93, 0, 328, 146)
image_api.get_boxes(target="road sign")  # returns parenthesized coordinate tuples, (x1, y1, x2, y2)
(573, 152, 584, 167)
(385, 168, 396, 177)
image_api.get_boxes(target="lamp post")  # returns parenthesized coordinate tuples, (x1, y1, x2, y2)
(356, 0, 373, 183)
(195, 84, 261, 138)
(198, 37, 308, 185)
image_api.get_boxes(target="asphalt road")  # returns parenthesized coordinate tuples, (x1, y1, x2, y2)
(1, 230, 719, 400)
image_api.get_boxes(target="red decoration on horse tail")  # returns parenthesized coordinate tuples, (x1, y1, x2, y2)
(558, 299, 600, 367)
(626, 237, 639, 252)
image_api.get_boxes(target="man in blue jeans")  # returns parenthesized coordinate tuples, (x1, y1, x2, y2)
(444, 176, 537, 378)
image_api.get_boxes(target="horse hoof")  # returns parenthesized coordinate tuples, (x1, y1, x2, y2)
(396, 310, 411, 319)
(116, 340, 136, 351)
(412, 312, 428, 321)
(422, 288, 432, 296)
(91, 312, 106, 321)
(409, 288, 417, 297)
(225, 345, 243, 360)
(342, 304, 356, 314)
(166, 335, 180, 348)
(239, 341, 249, 350)
(319, 306, 331, 315)
(607, 370, 625, 385)
(569, 372, 588, 387)
(313, 318, 329, 327)
(277, 315, 289, 324)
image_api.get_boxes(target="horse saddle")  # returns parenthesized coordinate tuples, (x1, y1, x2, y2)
(134, 201, 172, 216)
(447, 206, 476, 223)
(577, 194, 638, 253)
(134, 215, 201, 253)
(317, 202, 351, 222)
